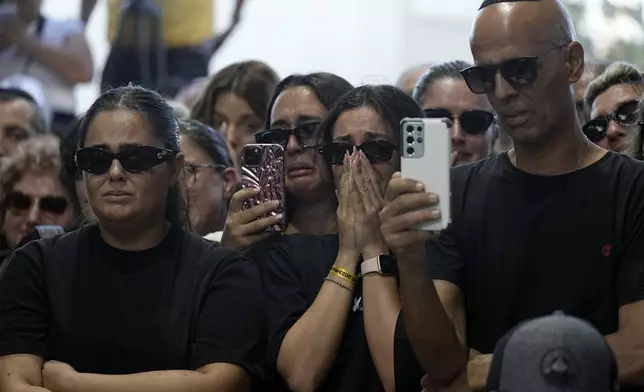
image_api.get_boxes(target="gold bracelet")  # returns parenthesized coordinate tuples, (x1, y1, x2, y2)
(324, 277, 354, 293)
(331, 265, 358, 283)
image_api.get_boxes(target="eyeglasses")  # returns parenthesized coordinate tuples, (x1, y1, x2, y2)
(4, 191, 68, 215)
(75, 145, 175, 175)
(460, 45, 568, 94)
(255, 121, 321, 148)
(184, 163, 225, 182)
(582, 100, 643, 143)
(319, 140, 398, 165)
(423, 108, 495, 135)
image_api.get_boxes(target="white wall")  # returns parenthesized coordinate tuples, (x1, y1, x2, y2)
(42, 0, 481, 113)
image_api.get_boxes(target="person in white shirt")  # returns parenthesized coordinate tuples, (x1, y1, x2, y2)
(0, 0, 93, 137)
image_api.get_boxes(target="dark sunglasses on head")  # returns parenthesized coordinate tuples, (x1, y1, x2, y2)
(460, 45, 567, 94)
(583, 100, 643, 143)
(319, 140, 398, 165)
(424, 108, 495, 135)
(75, 145, 175, 175)
(255, 121, 321, 148)
(4, 191, 68, 215)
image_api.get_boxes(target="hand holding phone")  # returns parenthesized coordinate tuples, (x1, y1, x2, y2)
(379, 118, 451, 251)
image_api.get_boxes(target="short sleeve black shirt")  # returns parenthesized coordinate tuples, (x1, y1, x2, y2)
(426, 152, 644, 353)
(0, 224, 266, 383)
(254, 234, 383, 392)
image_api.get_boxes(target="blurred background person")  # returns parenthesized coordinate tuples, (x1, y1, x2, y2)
(584, 62, 644, 155)
(396, 63, 432, 96)
(413, 60, 498, 166)
(575, 59, 611, 125)
(0, 0, 93, 137)
(191, 60, 279, 170)
(0, 87, 48, 157)
(0, 135, 74, 262)
(179, 119, 236, 237)
(82, 0, 247, 97)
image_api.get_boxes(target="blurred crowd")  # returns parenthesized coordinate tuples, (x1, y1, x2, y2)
(0, 0, 643, 392)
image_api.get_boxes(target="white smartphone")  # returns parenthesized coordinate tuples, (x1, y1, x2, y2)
(400, 118, 451, 231)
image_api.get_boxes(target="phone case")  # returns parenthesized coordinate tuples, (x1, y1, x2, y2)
(241, 144, 286, 232)
(400, 118, 451, 231)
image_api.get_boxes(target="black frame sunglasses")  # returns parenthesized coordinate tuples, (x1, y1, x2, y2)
(255, 121, 321, 148)
(583, 100, 644, 143)
(460, 45, 568, 94)
(319, 140, 398, 165)
(75, 145, 176, 175)
(423, 108, 495, 135)
(4, 191, 68, 215)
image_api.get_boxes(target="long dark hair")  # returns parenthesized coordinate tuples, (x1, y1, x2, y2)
(77, 84, 188, 228)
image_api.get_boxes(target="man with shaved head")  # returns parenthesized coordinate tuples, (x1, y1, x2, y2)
(381, 0, 644, 390)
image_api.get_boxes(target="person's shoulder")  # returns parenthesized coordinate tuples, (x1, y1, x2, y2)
(16, 226, 83, 258)
(182, 229, 256, 271)
(44, 18, 84, 36)
(451, 153, 507, 179)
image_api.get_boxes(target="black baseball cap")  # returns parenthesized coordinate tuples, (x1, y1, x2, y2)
(487, 312, 618, 392)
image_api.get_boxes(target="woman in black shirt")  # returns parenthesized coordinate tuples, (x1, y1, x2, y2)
(0, 85, 265, 392)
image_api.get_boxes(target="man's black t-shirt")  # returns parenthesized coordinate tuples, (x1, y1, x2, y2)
(254, 234, 384, 392)
(0, 224, 266, 382)
(424, 151, 644, 353)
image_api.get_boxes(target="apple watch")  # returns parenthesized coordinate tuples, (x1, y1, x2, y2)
(361, 254, 398, 276)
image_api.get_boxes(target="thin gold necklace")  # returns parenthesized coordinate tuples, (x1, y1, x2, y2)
(510, 140, 592, 173)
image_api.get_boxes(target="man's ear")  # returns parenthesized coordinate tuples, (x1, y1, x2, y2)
(170, 152, 185, 186)
(567, 41, 585, 85)
(222, 167, 238, 198)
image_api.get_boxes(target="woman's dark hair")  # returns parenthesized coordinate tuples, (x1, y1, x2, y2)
(77, 84, 187, 228)
(59, 119, 82, 221)
(412, 60, 472, 106)
(319, 84, 424, 146)
(264, 72, 354, 128)
(191, 61, 279, 126)
(178, 119, 233, 168)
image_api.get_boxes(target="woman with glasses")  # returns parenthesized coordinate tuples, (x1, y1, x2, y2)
(179, 119, 237, 237)
(0, 86, 265, 392)
(583, 62, 644, 156)
(221, 72, 353, 250)
(260, 85, 423, 392)
(0, 135, 74, 261)
(413, 60, 500, 166)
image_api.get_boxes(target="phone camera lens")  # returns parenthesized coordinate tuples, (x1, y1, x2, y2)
(406, 125, 414, 133)
(406, 136, 415, 144)
(406, 147, 415, 156)
(244, 147, 262, 166)
(417, 126, 423, 132)
(417, 137, 423, 143)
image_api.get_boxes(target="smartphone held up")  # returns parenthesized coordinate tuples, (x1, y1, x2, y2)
(240, 144, 287, 232)
(400, 118, 451, 231)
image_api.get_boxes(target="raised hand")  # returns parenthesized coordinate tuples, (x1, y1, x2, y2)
(337, 152, 359, 257)
(220, 188, 282, 250)
(351, 150, 387, 257)
(379, 172, 441, 254)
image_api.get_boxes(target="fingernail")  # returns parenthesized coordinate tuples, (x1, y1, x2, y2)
(431, 209, 441, 218)
(428, 193, 438, 203)
(415, 182, 425, 191)
(271, 200, 280, 207)
(275, 213, 283, 220)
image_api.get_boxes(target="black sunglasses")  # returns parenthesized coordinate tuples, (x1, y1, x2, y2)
(319, 140, 398, 165)
(75, 145, 175, 175)
(460, 45, 567, 94)
(583, 100, 643, 143)
(255, 121, 321, 148)
(4, 191, 68, 215)
(424, 108, 495, 135)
